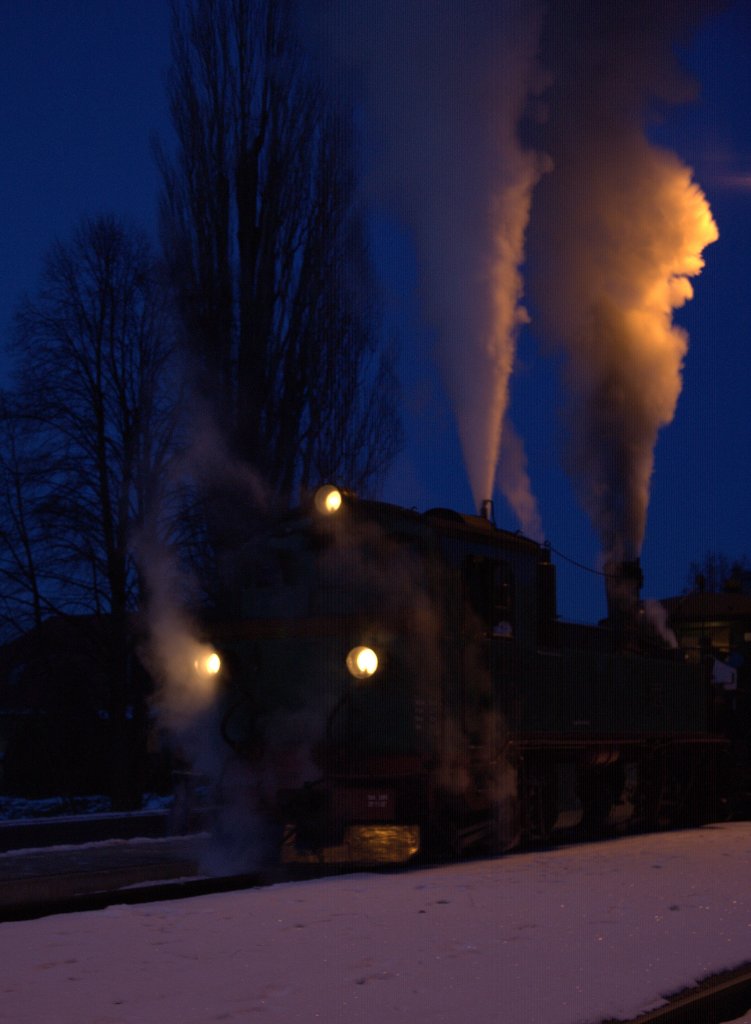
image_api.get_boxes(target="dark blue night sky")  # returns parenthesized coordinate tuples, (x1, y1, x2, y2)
(1, 1, 750, 624)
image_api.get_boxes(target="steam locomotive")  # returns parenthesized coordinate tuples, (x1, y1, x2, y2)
(204, 487, 732, 864)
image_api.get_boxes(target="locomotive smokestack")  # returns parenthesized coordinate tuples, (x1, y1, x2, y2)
(604, 558, 644, 628)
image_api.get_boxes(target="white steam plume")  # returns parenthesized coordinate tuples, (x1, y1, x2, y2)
(316, 0, 544, 520)
(134, 418, 275, 870)
(526, 1, 721, 564)
(136, 410, 267, 735)
(134, 411, 267, 760)
(314, 2, 724, 562)
(135, 536, 219, 738)
(497, 418, 544, 542)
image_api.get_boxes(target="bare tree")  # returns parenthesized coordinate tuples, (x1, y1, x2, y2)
(5, 215, 181, 806)
(0, 394, 56, 636)
(685, 553, 751, 595)
(157, 0, 400, 516)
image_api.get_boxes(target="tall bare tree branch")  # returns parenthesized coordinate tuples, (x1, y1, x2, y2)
(2, 215, 182, 806)
(157, 0, 401, 522)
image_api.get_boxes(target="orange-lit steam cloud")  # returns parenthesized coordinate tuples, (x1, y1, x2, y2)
(527, 1, 722, 563)
(558, 153, 716, 562)
(316, 0, 724, 556)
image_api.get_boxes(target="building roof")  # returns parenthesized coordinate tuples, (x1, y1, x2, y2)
(662, 592, 751, 624)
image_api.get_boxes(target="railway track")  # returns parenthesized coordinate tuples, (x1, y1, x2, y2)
(0, 867, 273, 923)
(0, 832, 214, 919)
(0, 808, 724, 922)
(0, 807, 215, 852)
(0, 809, 170, 851)
(600, 963, 751, 1024)
(0, 812, 403, 922)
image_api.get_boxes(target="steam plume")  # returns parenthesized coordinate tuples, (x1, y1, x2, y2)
(134, 409, 267, 769)
(497, 418, 544, 542)
(526, 1, 721, 563)
(134, 419, 274, 869)
(317, 2, 723, 561)
(136, 538, 218, 737)
(317, 0, 544, 519)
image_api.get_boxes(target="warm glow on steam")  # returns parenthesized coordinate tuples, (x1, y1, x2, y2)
(534, 140, 719, 563)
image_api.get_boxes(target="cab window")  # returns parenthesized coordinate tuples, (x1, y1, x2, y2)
(465, 557, 514, 637)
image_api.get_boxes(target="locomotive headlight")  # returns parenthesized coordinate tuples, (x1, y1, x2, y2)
(346, 645, 379, 679)
(194, 650, 222, 677)
(314, 484, 343, 515)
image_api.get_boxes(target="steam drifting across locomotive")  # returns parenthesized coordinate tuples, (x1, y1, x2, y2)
(137, 3, 730, 866)
(197, 485, 730, 865)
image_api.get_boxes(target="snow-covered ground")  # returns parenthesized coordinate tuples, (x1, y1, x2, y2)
(2, 823, 751, 1024)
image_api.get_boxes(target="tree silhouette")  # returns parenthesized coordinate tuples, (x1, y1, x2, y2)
(685, 552, 751, 595)
(4, 215, 180, 806)
(158, 0, 400, 520)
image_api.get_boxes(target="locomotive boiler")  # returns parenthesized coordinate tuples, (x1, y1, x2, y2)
(205, 487, 730, 864)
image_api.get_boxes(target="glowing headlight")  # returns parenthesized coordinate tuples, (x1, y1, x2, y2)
(314, 484, 343, 515)
(194, 650, 222, 676)
(346, 645, 379, 679)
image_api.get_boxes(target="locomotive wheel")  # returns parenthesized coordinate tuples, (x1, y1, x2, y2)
(673, 753, 705, 827)
(671, 749, 728, 828)
(485, 758, 522, 854)
(422, 794, 463, 862)
(632, 750, 664, 830)
(521, 763, 558, 844)
(489, 792, 522, 854)
(579, 765, 623, 836)
(422, 786, 521, 861)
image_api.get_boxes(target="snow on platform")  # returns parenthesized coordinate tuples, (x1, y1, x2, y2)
(2, 823, 751, 1024)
